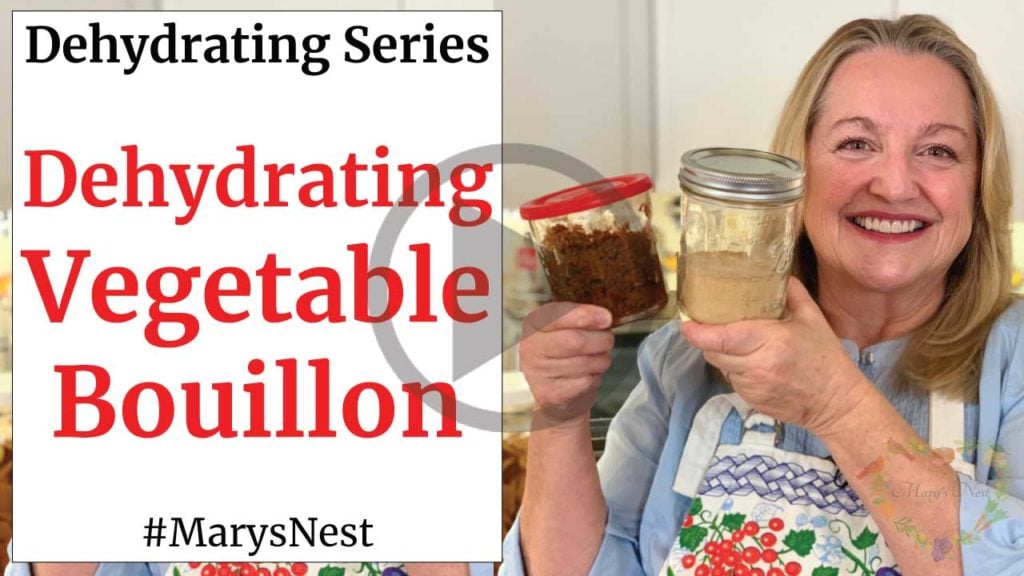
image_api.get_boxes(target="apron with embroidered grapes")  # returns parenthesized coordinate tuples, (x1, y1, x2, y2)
(658, 392, 973, 576)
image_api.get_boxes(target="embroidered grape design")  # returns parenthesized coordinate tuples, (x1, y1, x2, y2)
(680, 509, 793, 576)
(185, 565, 305, 576)
(180, 563, 404, 576)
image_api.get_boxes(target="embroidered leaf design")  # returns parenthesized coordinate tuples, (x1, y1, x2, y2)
(811, 568, 839, 576)
(679, 525, 709, 552)
(173, 569, 182, 576)
(319, 567, 346, 576)
(689, 497, 703, 517)
(721, 513, 746, 532)
(782, 529, 816, 557)
(852, 527, 879, 550)
(667, 568, 676, 576)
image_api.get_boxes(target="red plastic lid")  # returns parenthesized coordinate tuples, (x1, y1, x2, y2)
(519, 174, 653, 221)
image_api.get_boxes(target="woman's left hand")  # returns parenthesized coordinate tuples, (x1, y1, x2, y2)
(682, 277, 870, 434)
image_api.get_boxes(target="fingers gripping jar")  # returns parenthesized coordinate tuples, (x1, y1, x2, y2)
(519, 174, 667, 326)
(677, 148, 805, 324)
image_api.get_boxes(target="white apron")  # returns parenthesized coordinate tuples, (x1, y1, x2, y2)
(658, 393, 972, 576)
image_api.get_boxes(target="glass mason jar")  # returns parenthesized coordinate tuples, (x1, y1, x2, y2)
(520, 174, 667, 326)
(677, 148, 805, 324)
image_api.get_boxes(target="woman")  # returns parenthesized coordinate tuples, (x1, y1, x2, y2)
(503, 15, 1023, 576)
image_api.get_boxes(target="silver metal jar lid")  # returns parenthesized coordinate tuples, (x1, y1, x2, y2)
(679, 147, 805, 203)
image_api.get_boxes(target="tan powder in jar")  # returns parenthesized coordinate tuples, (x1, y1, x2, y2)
(679, 251, 787, 324)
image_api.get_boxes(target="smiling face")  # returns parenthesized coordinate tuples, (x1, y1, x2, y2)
(804, 49, 978, 297)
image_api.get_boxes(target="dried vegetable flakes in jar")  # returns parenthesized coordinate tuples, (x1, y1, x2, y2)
(520, 174, 667, 325)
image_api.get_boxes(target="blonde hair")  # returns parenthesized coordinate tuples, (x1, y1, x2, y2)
(770, 14, 1016, 401)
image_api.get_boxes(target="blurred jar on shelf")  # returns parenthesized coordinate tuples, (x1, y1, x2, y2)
(503, 209, 550, 320)
(502, 210, 550, 371)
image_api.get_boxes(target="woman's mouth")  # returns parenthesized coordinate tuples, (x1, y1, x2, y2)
(850, 216, 928, 235)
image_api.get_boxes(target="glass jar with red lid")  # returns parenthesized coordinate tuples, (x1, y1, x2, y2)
(519, 174, 667, 325)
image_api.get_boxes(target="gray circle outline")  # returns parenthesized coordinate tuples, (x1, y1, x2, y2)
(370, 143, 609, 432)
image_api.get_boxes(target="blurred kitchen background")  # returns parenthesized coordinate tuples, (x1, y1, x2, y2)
(3, 0, 1024, 562)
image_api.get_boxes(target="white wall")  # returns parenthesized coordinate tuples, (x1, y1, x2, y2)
(654, 0, 892, 187)
(898, 0, 1024, 220)
(498, 0, 655, 209)
(655, 0, 1024, 220)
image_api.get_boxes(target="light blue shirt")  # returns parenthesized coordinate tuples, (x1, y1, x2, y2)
(501, 300, 1024, 575)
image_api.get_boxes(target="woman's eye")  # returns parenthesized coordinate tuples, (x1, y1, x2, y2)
(837, 138, 870, 151)
(925, 145, 958, 160)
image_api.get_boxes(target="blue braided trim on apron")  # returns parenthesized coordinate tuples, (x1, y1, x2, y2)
(697, 453, 870, 516)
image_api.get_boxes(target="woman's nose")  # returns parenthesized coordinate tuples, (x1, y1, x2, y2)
(868, 152, 920, 202)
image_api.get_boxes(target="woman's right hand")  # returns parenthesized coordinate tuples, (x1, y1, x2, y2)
(518, 302, 615, 427)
